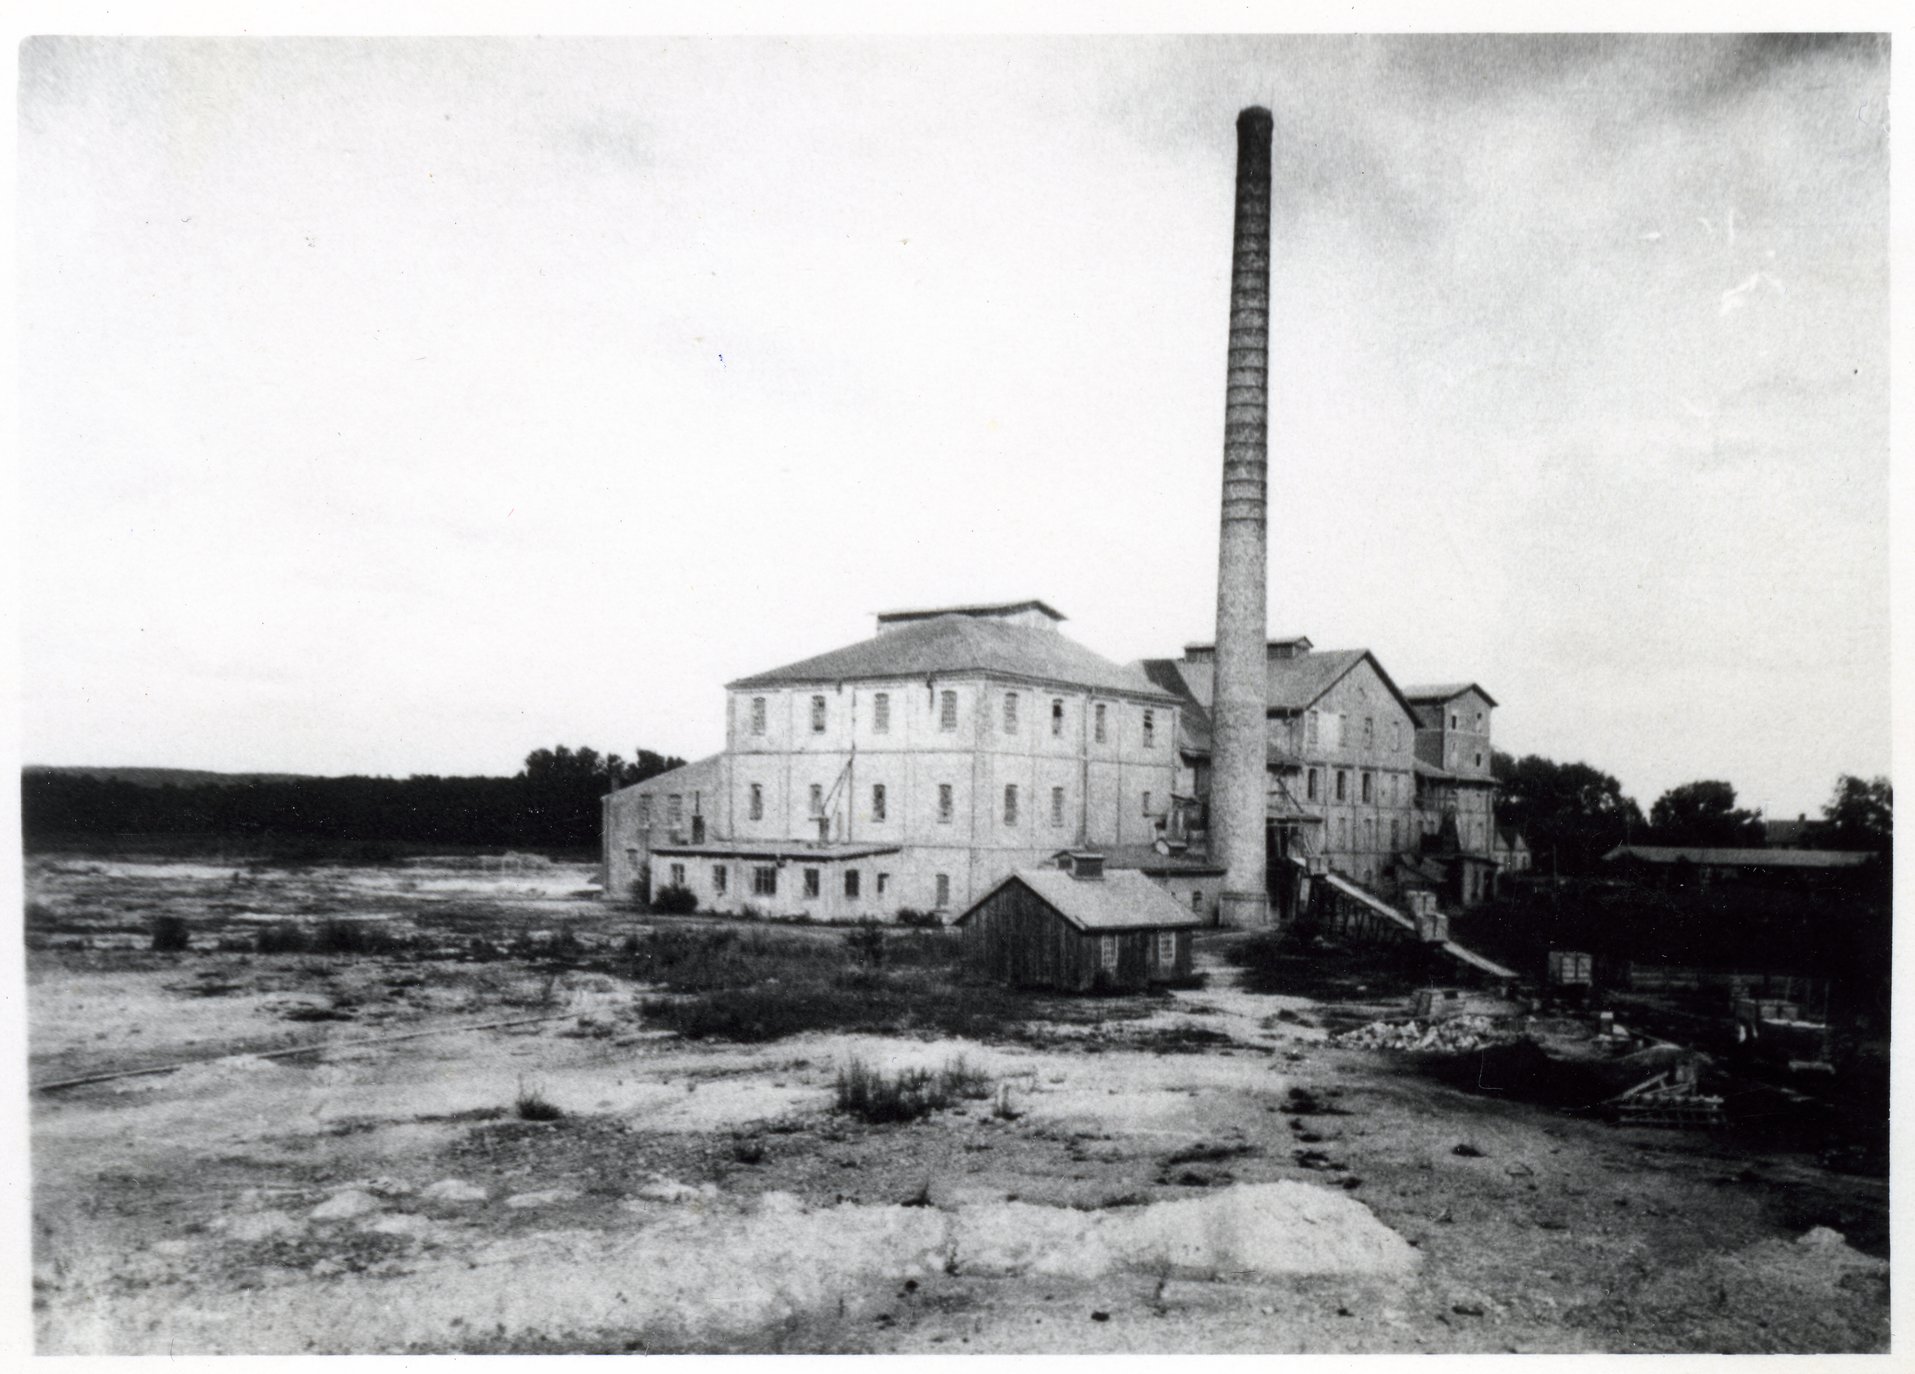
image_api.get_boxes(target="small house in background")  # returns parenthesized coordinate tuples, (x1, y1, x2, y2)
(955, 852, 1204, 991)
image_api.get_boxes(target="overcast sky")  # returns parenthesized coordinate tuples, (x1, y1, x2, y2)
(17, 33, 1890, 818)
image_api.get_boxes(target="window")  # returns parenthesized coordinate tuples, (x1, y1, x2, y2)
(1337, 817, 1347, 847)
(1364, 818, 1375, 850)
(1100, 934, 1119, 972)
(748, 784, 763, 821)
(1363, 716, 1374, 749)
(1003, 784, 1018, 825)
(1361, 772, 1373, 803)
(1143, 710, 1155, 749)
(1051, 698, 1064, 736)
(752, 866, 777, 896)
(1306, 768, 1318, 801)
(667, 794, 683, 828)
(877, 872, 890, 896)
(1335, 771, 1348, 802)
(811, 695, 827, 733)
(1389, 818, 1399, 848)
(1391, 720, 1402, 750)
(1141, 790, 1152, 816)
(1322, 713, 1343, 750)
(844, 869, 861, 899)
(1051, 786, 1065, 826)
(1447, 742, 1456, 767)
(1305, 711, 1319, 749)
(713, 865, 728, 895)
(809, 783, 824, 817)
(1094, 703, 1108, 743)
(750, 697, 767, 735)
(1003, 692, 1019, 734)
(871, 783, 886, 822)
(1190, 892, 1203, 914)
(939, 690, 957, 732)
(669, 862, 685, 887)
(1475, 752, 1484, 769)
(1450, 711, 1459, 730)
(873, 692, 890, 734)
(1475, 711, 1485, 730)
(803, 868, 820, 899)
(1157, 931, 1178, 964)
(935, 873, 951, 908)
(638, 795, 652, 826)
(938, 784, 954, 823)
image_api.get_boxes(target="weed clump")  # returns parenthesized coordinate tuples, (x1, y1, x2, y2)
(833, 1056, 993, 1124)
(514, 1081, 564, 1122)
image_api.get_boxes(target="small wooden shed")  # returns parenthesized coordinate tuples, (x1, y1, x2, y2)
(953, 853, 1204, 991)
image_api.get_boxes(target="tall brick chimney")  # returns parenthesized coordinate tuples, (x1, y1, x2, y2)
(1210, 106, 1273, 928)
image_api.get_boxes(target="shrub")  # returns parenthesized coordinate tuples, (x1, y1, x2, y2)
(651, 884, 698, 915)
(844, 922, 886, 968)
(895, 908, 943, 929)
(514, 1081, 564, 1122)
(150, 914, 191, 953)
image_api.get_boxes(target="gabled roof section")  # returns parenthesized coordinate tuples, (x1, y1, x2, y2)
(1403, 682, 1500, 708)
(728, 614, 1175, 700)
(606, 752, 726, 799)
(1147, 648, 1420, 723)
(875, 599, 1065, 627)
(956, 867, 1206, 931)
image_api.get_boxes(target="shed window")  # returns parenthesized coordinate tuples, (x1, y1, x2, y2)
(713, 865, 728, 895)
(750, 697, 767, 735)
(752, 866, 777, 896)
(811, 695, 827, 733)
(1051, 698, 1064, 736)
(935, 873, 951, 909)
(938, 784, 954, 823)
(844, 869, 861, 898)
(1143, 710, 1155, 749)
(803, 868, 820, 898)
(871, 783, 886, 822)
(1003, 692, 1019, 734)
(939, 690, 957, 732)
(1157, 931, 1177, 964)
(1100, 935, 1119, 972)
(1093, 703, 1107, 743)
(1003, 784, 1018, 826)
(1051, 786, 1065, 826)
(748, 783, 763, 821)
(873, 692, 890, 734)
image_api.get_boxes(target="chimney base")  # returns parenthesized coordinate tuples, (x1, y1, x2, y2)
(1217, 890, 1272, 929)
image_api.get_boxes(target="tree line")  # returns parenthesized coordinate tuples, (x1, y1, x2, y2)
(21, 744, 685, 852)
(1492, 753, 1891, 875)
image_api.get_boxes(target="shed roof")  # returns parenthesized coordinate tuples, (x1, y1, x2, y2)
(1602, 845, 1873, 870)
(729, 614, 1173, 700)
(957, 868, 1207, 932)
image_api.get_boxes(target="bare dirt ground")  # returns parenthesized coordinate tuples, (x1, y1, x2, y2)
(25, 852, 1890, 1354)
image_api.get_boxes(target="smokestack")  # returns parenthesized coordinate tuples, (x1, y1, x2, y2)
(1210, 106, 1273, 928)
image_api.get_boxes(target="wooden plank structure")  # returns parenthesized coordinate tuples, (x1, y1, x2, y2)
(954, 853, 1202, 992)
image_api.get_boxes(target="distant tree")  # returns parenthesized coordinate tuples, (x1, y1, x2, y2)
(1492, 752, 1646, 874)
(1814, 774, 1892, 854)
(1647, 780, 1765, 848)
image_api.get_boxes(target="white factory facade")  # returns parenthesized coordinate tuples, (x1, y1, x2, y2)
(602, 601, 1181, 921)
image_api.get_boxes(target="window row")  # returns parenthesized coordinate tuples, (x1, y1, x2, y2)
(743, 691, 1156, 746)
(1303, 768, 1409, 806)
(1302, 711, 1405, 754)
(741, 781, 1153, 827)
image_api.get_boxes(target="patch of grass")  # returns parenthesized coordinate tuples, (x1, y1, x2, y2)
(514, 1081, 565, 1122)
(1162, 1140, 1259, 1166)
(833, 1056, 994, 1125)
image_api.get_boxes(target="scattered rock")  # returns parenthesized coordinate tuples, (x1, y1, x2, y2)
(422, 1179, 489, 1204)
(310, 1190, 382, 1221)
(1452, 1143, 1485, 1158)
(1453, 1302, 1486, 1317)
(1091, 1311, 1110, 1322)
(1798, 1226, 1848, 1249)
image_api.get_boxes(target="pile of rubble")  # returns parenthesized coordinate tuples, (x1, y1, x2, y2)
(1333, 1014, 1515, 1054)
